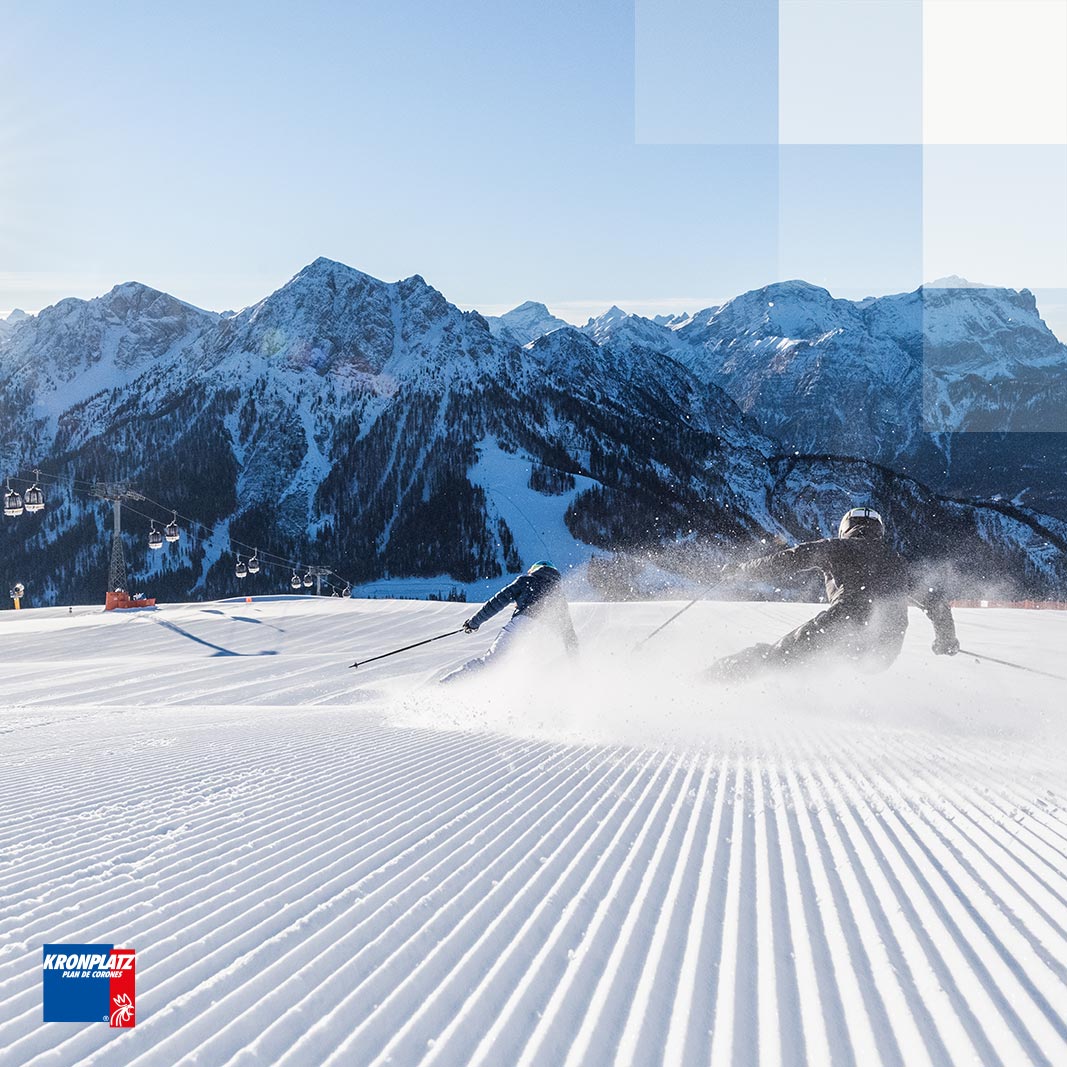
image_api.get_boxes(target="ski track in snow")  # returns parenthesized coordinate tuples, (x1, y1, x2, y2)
(0, 598, 1065, 1067)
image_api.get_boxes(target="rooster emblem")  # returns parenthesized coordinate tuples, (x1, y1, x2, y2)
(110, 992, 135, 1026)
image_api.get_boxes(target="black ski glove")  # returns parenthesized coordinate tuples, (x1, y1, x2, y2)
(462, 619, 479, 634)
(932, 635, 960, 656)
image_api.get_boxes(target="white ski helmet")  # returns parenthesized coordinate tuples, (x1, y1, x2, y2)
(838, 506, 884, 539)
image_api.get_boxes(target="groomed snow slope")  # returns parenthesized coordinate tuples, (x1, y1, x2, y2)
(0, 598, 1064, 1067)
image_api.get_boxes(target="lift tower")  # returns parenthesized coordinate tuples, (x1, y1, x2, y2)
(91, 482, 154, 609)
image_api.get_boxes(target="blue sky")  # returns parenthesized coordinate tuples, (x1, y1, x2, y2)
(2, 1, 1064, 331)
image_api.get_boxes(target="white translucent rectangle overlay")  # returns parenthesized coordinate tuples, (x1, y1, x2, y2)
(924, 0, 1067, 145)
(923, 146, 1067, 293)
(635, 0, 779, 144)
(778, 145, 923, 294)
(922, 284, 1067, 432)
(922, 146, 1067, 432)
(779, 1, 922, 145)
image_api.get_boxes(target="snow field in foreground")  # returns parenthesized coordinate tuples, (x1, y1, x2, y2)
(0, 597, 1064, 1067)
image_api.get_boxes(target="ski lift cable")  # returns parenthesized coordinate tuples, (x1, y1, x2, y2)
(130, 491, 320, 571)
(8, 468, 358, 590)
(114, 497, 355, 589)
(118, 500, 301, 571)
(84, 491, 280, 563)
(7, 469, 98, 495)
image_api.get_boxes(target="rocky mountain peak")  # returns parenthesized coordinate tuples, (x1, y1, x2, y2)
(695, 280, 847, 339)
(485, 300, 570, 345)
(512, 300, 548, 315)
(96, 281, 214, 325)
(586, 305, 628, 327)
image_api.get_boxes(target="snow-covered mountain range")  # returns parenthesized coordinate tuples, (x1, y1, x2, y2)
(1, 259, 1064, 605)
(574, 280, 1067, 513)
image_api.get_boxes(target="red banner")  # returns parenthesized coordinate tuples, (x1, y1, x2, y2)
(108, 949, 136, 1028)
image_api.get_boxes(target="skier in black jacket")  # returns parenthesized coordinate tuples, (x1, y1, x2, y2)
(708, 506, 960, 681)
(440, 561, 579, 683)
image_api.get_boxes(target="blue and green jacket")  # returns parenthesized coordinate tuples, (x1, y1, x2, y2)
(466, 566, 579, 652)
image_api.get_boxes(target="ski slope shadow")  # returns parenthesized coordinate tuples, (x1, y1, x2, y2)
(199, 608, 288, 633)
(152, 617, 280, 657)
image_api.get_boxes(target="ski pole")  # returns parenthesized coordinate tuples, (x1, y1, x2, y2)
(633, 599, 700, 651)
(959, 648, 1067, 682)
(633, 580, 727, 651)
(349, 628, 465, 669)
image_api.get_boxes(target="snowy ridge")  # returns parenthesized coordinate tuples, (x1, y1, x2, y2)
(0, 284, 216, 419)
(0, 598, 1064, 1066)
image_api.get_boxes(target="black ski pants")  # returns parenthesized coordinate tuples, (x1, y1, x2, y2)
(709, 600, 908, 681)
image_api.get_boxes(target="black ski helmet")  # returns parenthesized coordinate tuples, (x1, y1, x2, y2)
(528, 560, 556, 574)
(838, 506, 884, 539)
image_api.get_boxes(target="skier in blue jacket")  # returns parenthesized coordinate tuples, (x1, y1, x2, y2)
(440, 561, 579, 683)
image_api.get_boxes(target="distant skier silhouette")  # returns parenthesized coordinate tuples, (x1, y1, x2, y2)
(440, 561, 579, 683)
(709, 506, 959, 682)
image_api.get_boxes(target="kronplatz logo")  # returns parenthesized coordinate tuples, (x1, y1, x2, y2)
(42, 944, 136, 1026)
